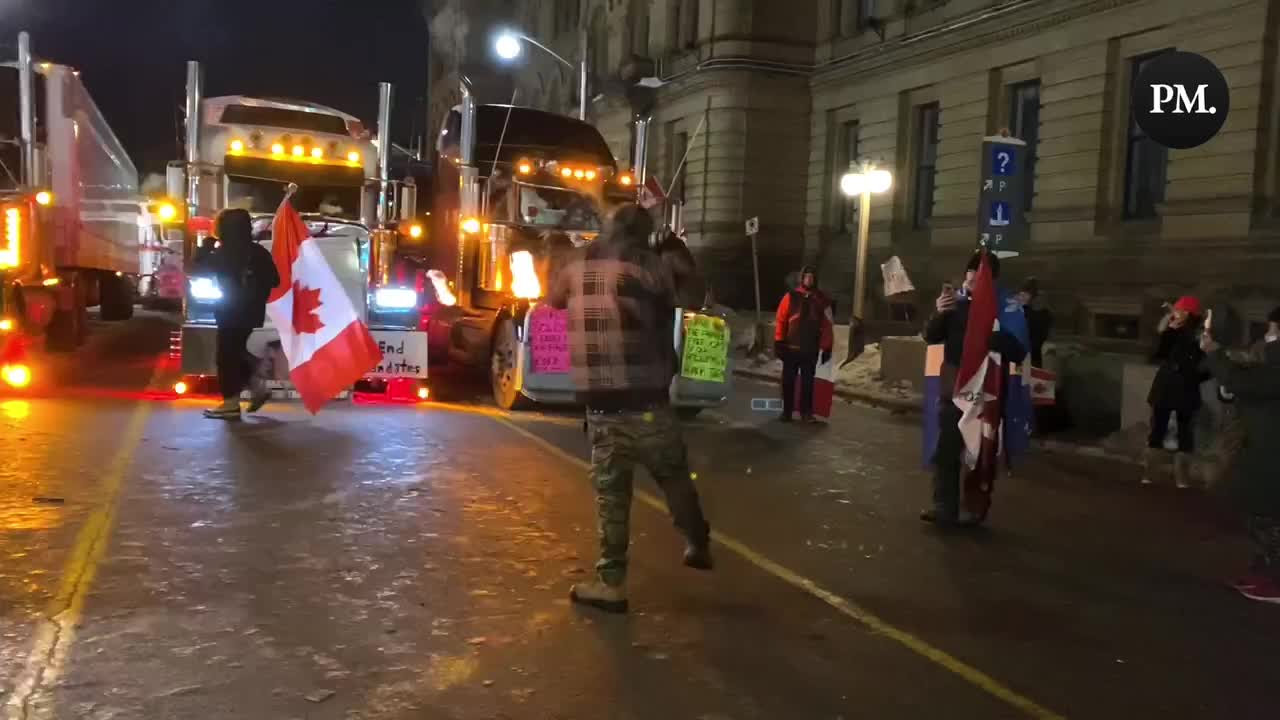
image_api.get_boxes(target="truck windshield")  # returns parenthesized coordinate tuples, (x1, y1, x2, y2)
(517, 184, 601, 232)
(228, 175, 361, 220)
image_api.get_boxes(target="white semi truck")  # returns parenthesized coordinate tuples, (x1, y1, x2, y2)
(0, 32, 143, 383)
(168, 61, 430, 401)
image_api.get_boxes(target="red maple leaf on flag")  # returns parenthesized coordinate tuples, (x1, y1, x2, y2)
(292, 282, 325, 335)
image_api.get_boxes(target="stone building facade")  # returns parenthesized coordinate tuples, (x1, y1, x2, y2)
(428, 0, 1280, 350)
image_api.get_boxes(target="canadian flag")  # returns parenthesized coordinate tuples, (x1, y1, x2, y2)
(267, 198, 382, 413)
(952, 252, 1002, 519)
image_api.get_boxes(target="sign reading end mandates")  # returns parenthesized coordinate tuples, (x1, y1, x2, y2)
(977, 135, 1028, 257)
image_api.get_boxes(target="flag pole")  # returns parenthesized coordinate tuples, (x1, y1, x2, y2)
(284, 182, 299, 201)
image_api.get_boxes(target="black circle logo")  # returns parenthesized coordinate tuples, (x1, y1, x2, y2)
(1132, 51, 1229, 150)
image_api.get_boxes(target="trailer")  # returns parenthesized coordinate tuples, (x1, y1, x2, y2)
(168, 62, 429, 402)
(0, 32, 143, 384)
(422, 80, 731, 413)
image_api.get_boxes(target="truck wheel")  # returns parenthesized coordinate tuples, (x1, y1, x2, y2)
(99, 271, 134, 321)
(490, 317, 530, 411)
(47, 279, 86, 352)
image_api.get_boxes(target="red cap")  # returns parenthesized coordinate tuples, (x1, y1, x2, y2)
(1173, 296, 1202, 315)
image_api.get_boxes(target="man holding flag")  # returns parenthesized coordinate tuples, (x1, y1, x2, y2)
(921, 250, 1027, 527)
(256, 187, 384, 414)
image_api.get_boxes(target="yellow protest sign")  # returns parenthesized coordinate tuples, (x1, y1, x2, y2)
(681, 314, 729, 383)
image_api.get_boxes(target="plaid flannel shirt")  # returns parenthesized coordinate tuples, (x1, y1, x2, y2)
(549, 239, 678, 408)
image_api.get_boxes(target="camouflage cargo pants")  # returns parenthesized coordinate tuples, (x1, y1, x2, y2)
(586, 407, 710, 587)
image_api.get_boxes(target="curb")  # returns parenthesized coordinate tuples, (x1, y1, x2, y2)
(732, 367, 921, 414)
(732, 366, 1144, 466)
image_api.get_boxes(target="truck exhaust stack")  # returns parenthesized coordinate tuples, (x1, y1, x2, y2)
(184, 61, 203, 216)
(375, 82, 393, 227)
(17, 32, 34, 187)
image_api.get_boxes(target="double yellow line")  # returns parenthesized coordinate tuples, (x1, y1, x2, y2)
(489, 414, 1066, 720)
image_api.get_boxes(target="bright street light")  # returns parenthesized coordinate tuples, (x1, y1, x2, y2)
(840, 162, 894, 359)
(494, 33, 522, 61)
(491, 28, 587, 121)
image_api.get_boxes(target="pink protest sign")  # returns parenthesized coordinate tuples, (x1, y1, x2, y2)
(529, 306, 570, 374)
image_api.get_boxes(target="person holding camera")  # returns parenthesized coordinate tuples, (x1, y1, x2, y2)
(1201, 307, 1280, 604)
(1144, 297, 1209, 488)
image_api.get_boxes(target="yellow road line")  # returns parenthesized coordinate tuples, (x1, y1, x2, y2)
(4, 398, 153, 720)
(490, 415, 1066, 720)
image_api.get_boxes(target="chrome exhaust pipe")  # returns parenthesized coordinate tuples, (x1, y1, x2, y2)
(184, 61, 203, 216)
(17, 32, 35, 187)
(632, 114, 650, 187)
(375, 82, 393, 227)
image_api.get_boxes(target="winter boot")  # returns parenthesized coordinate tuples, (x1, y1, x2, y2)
(203, 398, 242, 421)
(1174, 453, 1194, 489)
(569, 580, 628, 614)
(1141, 448, 1161, 485)
(683, 542, 714, 570)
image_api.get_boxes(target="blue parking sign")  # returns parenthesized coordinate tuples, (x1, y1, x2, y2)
(991, 145, 1016, 176)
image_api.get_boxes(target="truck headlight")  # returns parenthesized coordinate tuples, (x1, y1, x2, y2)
(189, 276, 223, 301)
(374, 287, 417, 309)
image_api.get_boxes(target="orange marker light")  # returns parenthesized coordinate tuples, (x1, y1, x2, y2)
(291, 145, 305, 158)
(619, 174, 633, 186)
(585, 170, 597, 181)
(271, 143, 285, 155)
(518, 162, 532, 174)
(417, 387, 430, 400)
(229, 139, 245, 153)
(0, 319, 12, 331)
(560, 167, 573, 178)
(347, 150, 361, 163)
(310, 147, 324, 159)
(2, 364, 31, 388)
(173, 381, 188, 395)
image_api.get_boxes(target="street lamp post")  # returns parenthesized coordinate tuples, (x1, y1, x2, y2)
(839, 161, 893, 359)
(494, 30, 588, 121)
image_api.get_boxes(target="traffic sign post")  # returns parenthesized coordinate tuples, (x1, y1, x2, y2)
(977, 134, 1028, 257)
(745, 216, 768, 356)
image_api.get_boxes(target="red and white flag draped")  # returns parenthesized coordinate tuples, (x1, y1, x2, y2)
(952, 252, 1003, 518)
(266, 198, 382, 414)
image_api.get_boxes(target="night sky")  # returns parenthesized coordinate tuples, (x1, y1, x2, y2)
(1, 0, 432, 177)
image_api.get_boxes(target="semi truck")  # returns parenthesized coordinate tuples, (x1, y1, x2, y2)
(0, 32, 143, 384)
(424, 80, 731, 413)
(168, 61, 430, 402)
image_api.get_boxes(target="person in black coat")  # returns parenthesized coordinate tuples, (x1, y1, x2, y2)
(197, 209, 280, 420)
(921, 250, 1027, 527)
(1016, 277, 1052, 368)
(1144, 296, 1209, 487)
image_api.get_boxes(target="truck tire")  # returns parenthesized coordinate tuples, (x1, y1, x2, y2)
(99, 271, 134, 321)
(47, 278, 87, 352)
(490, 316, 530, 411)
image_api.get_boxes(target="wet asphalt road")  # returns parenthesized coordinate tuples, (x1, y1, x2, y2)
(0, 313, 1277, 719)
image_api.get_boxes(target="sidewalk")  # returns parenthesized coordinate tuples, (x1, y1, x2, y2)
(724, 312, 1144, 467)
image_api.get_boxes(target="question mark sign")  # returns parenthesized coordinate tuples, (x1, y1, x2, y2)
(997, 151, 1010, 173)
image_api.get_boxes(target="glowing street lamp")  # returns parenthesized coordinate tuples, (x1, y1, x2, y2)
(840, 161, 894, 347)
(493, 29, 588, 122)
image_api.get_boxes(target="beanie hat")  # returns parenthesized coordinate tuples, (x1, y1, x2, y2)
(1173, 296, 1202, 315)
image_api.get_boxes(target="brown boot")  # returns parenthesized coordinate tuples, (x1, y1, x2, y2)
(569, 580, 628, 614)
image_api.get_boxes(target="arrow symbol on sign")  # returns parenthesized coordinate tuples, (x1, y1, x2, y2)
(980, 233, 990, 245)
(983, 179, 993, 190)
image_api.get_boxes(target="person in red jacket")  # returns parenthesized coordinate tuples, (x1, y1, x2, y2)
(774, 266, 834, 423)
